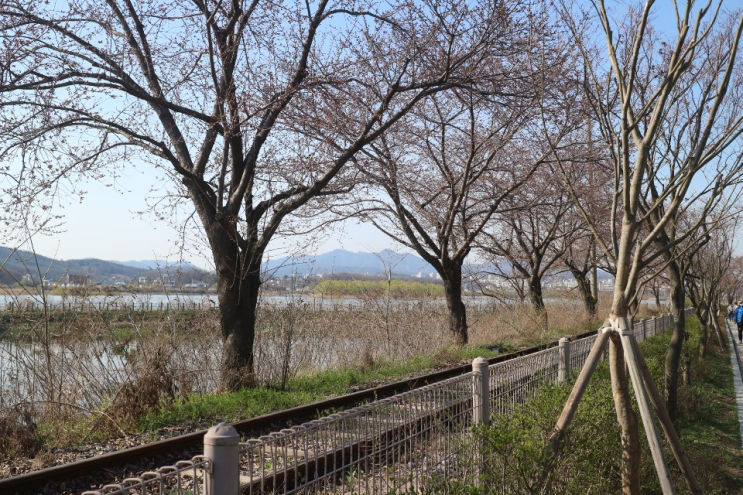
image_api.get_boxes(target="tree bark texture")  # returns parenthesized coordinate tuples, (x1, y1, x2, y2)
(609, 333, 641, 495)
(188, 179, 264, 390)
(568, 265, 598, 317)
(442, 263, 468, 346)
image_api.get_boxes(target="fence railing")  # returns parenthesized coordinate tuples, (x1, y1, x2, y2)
(81, 456, 210, 494)
(81, 312, 685, 495)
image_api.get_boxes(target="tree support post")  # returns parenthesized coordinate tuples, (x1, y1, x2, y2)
(629, 335, 702, 494)
(617, 320, 675, 495)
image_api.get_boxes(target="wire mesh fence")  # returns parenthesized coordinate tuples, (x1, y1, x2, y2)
(488, 345, 560, 417)
(240, 372, 475, 494)
(79, 312, 683, 495)
(569, 332, 598, 374)
(80, 456, 210, 495)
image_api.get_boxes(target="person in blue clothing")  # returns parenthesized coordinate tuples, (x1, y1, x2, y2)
(735, 302, 743, 343)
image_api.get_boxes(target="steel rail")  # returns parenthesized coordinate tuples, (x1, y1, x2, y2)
(0, 329, 596, 493)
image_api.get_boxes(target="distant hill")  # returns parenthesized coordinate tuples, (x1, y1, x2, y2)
(0, 246, 146, 285)
(0, 247, 212, 285)
(264, 249, 435, 277)
(115, 259, 203, 272)
(0, 246, 434, 285)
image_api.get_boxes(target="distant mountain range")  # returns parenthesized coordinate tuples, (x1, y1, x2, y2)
(0, 246, 211, 285)
(115, 259, 204, 271)
(2, 246, 618, 286)
(0, 245, 442, 285)
(264, 249, 435, 277)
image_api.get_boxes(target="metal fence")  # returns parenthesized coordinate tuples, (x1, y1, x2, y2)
(81, 312, 685, 495)
(81, 456, 210, 494)
(240, 372, 475, 494)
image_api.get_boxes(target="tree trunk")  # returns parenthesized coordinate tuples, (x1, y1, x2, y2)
(664, 262, 685, 426)
(699, 322, 708, 357)
(609, 332, 641, 495)
(568, 266, 597, 317)
(682, 349, 692, 386)
(698, 307, 709, 358)
(528, 274, 545, 310)
(187, 177, 263, 391)
(218, 267, 261, 390)
(443, 262, 468, 346)
(528, 274, 548, 327)
(609, 220, 642, 493)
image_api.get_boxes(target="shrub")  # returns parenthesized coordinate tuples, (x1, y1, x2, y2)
(0, 405, 43, 459)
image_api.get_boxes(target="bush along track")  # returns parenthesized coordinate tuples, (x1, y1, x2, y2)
(450, 315, 743, 494)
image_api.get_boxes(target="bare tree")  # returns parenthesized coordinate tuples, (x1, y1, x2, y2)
(720, 254, 743, 304)
(645, 186, 743, 424)
(561, 228, 603, 316)
(0, 0, 503, 388)
(558, 143, 614, 317)
(686, 218, 734, 358)
(477, 164, 574, 320)
(347, 77, 578, 344)
(549, 1, 743, 491)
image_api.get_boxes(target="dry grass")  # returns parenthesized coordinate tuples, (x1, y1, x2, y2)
(0, 289, 673, 452)
(0, 405, 42, 460)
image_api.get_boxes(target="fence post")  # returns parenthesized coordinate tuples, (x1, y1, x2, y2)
(642, 319, 647, 341)
(472, 357, 490, 425)
(204, 422, 240, 495)
(558, 338, 571, 383)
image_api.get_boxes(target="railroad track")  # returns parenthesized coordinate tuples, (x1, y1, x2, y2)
(0, 330, 594, 494)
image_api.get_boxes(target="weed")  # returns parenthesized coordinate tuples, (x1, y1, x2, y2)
(0, 404, 42, 460)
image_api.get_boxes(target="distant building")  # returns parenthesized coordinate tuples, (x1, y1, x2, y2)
(67, 273, 90, 286)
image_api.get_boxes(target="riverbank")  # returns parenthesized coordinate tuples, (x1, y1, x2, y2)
(0, 342, 504, 487)
(2, 314, 739, 493)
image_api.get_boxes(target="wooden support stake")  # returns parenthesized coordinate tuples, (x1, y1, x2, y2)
(537, 330, 610, 488)
(549, 329, 610, 445)
(618, 324, 675, 495)
(539, 329, 610, 471)
(629, 334, 702, 494)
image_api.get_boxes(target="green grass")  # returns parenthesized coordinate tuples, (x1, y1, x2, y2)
(138, 343, 503, 431)
(461, 315, 743, 494)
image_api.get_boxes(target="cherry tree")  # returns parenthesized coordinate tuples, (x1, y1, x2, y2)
(0, 0, 504, 388)
(548, 1, 743, 491)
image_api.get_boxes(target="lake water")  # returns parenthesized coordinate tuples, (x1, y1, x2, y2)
(0, 292, 217, 311)
(0, 292, 508, 311)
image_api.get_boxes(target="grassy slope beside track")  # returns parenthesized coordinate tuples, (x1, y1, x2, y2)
(456, 315, 743, 494)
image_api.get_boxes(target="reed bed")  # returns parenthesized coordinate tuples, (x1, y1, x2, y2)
(0, 288, 667, 457)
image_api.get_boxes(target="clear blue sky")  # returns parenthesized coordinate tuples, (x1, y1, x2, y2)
(14, 0, 742, 268)
(25, 170, 399, 270)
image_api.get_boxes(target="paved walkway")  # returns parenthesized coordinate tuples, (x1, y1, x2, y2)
(725, 320, 743, 448)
